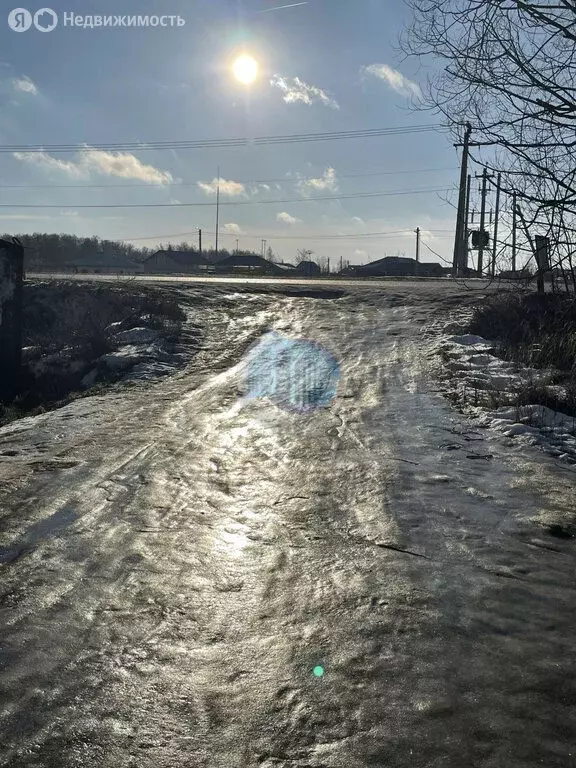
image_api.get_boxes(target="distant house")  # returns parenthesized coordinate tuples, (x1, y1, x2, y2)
(355, 256, 418, 277)
(214, 254, 281, 275)
(66, 254, 144, 275)
(418, 262, 444, 278)
(295, 260, 321, 277)
(353, 256, 446, 278)
(143, 250, 213, 274)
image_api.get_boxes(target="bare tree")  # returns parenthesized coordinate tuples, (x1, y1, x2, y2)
(401, 0, 576, 281)
(402, 1, 576, 202)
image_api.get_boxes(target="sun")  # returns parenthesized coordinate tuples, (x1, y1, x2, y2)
(232, 54, 259, 85)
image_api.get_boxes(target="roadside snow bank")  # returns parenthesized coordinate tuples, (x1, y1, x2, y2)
(431, 322, 576, 464)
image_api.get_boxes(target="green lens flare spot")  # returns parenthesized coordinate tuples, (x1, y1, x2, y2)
(313, 666, 325, 677)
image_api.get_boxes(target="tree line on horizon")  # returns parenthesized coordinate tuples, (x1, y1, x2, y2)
(3, 233, 281, 270)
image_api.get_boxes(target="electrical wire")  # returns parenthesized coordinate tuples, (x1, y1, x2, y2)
(420, 240, 453, 266)
(0, 125, 443, 154)
(0, 166, 457, 190)
(123, 228, 455, 242)
(0, 186, 454, 208)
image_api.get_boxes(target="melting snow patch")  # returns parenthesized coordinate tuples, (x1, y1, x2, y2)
(447, 334, 491, 346)
(432, 322, 576, 464)
(99, 345, 145, 372)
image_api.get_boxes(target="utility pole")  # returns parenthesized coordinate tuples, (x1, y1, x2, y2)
(327, 257, 330, 275)
(198, 229, 202, 255)
(452, 122, 472, 277)
(512, 191, 517, 273)
(236, 239, 239, 254)
(491, 173, 501, 277)
(476, 166, 492, 277)
(415, 226, 420, 276)
(464, 173, 471, 272)
(215, 166, 220, 260)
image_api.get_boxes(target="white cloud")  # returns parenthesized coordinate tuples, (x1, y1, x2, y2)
(353, 249, 368, 259)
(82, 149, 173, 184)
(297, 167, 338, 197)
(270, 74, 339, 109)
(13, 147, 174, 185)
(351, 216, 364, 224)
(277, 212, 302, 225)
(13, 151, 86, 177)
(224, 222, 243, 235)
(197, 177, 246, 196)
(361, 64, 421, 99)
(248, 182, 273, 197)
(12, 75, 37, 95)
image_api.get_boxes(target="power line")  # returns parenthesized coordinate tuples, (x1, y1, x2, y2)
(0, 185, 454, 208)
(421, 239, 452, 266)
(0, 166, 457, 190)
(115, 227, 455, 244)
(0, 125, 442, 154)
(124, 228, 455, 242)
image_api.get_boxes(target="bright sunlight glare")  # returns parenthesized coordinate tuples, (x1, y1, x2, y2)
(232, 54, 259, 85)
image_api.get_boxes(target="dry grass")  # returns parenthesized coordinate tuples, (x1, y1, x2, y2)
(465, 291, 576, 417)
(0, 282, 186, 426)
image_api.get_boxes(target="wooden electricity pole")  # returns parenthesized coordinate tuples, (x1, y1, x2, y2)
(215, 166, 220, 260)
(512, 191, 517, 273)
(452, 122, 472, 277)
(476, 167, 492, 277)
(464, 173, 471, 271)
(491, 173, 501, 277)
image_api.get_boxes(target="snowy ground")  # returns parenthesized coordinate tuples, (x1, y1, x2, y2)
(430, 314, 576, 466)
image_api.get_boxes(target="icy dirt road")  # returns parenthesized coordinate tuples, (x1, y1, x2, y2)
(1, 283, 575, 768)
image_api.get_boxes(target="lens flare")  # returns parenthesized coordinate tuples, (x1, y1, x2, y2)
(313, 666, 325, 677)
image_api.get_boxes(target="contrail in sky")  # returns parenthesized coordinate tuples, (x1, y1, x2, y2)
(256, 2, 309, 13)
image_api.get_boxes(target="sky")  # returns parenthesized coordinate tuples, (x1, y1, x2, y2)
(0, 0, 461, 266)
